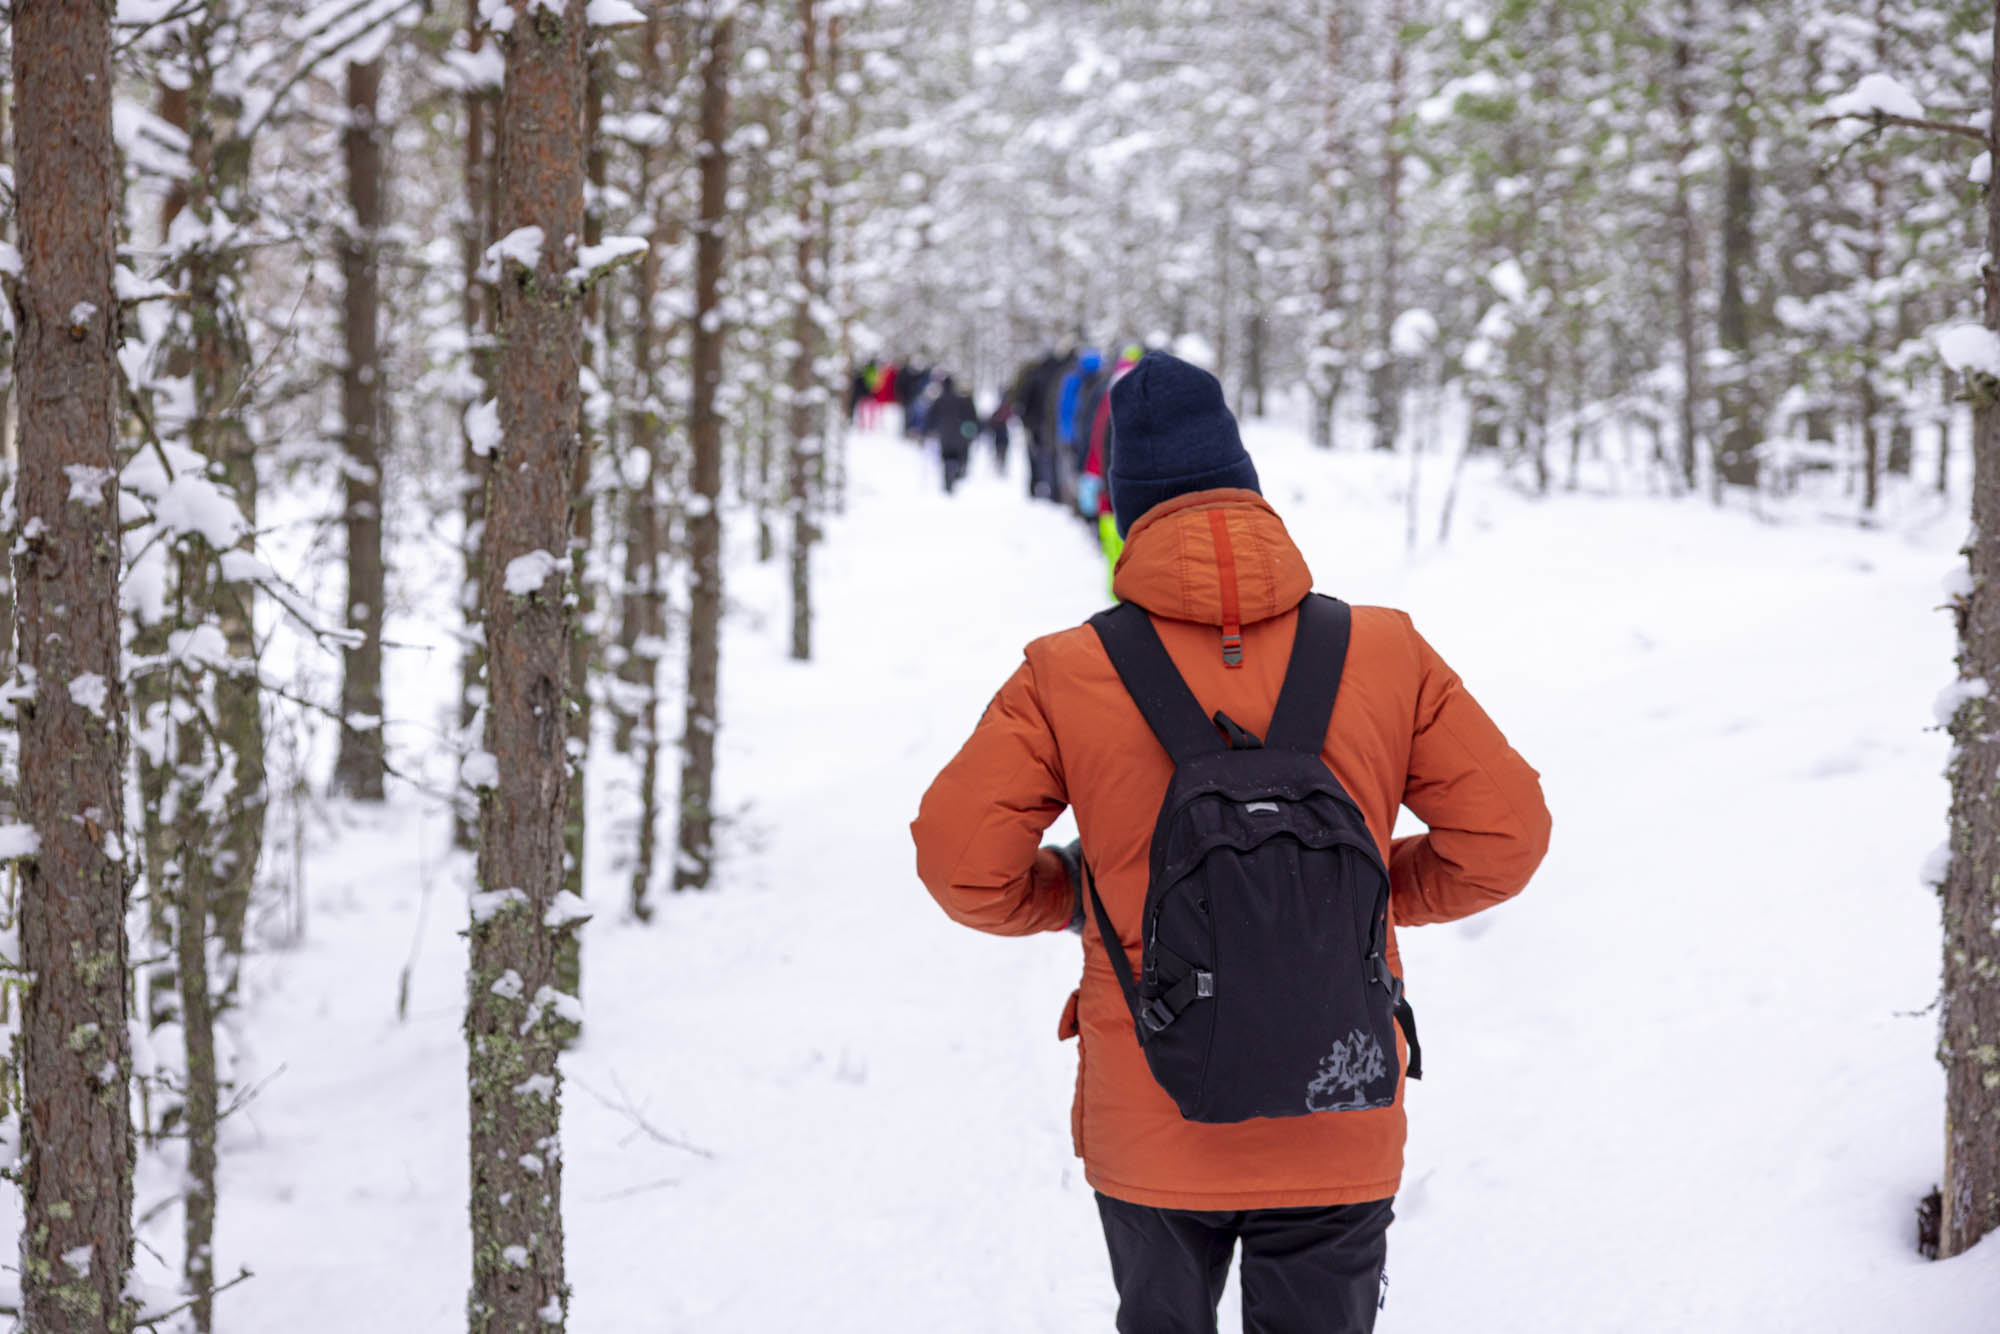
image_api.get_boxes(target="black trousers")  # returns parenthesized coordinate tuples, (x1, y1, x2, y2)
(1095, 1192, 1392, 1334)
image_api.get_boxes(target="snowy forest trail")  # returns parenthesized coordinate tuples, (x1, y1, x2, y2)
(204, 426, 1998, 1332)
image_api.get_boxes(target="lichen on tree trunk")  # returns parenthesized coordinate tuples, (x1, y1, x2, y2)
(466, 0, 588, 1328)
(10, 0, 138, 1326)
(1938, 3, 2000, 1260)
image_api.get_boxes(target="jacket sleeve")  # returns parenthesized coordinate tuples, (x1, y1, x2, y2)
(911, 658, 1076, 936)
(1389, 619, 1551, 926)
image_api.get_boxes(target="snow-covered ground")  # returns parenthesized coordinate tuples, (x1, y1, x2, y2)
(20, 419, 1998, 1330)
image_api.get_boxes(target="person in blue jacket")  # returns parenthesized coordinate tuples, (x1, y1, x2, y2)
(1056, 348, 1102, 457)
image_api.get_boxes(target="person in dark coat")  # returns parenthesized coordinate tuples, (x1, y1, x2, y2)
(928, 375, 981, 495)
(899, 363, 935, 441)
(985, 401, 1015, 470)
(1014, 350, 1069, 502)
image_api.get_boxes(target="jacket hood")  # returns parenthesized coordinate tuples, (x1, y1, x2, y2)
(1110, 489, 1312, 627)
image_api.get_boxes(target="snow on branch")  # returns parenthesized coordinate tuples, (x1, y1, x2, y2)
(478, 226, 546, 283)
(567, 235, 648, 287)
(1813, 74, 1987, 146)
(587, 0, 645, 26)
(1936, 324, 2000, 379)
(1827, 74, 1925, 122)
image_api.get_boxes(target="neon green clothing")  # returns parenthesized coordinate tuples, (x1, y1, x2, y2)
(1099, 512, 1124, 595)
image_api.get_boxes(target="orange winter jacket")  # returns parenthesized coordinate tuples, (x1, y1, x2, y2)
(911, 489, 1551, 1210)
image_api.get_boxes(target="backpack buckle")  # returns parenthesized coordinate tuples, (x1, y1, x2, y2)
(1139, 997, 1176, 1034)
(1195, 971, 1213, 999)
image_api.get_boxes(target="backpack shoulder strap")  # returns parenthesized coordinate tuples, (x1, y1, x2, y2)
(1088, 602, 1225, 764)
(1266, 594, 1353, 754)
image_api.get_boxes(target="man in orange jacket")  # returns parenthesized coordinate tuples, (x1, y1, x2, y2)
(911, 352, 1551, 1333)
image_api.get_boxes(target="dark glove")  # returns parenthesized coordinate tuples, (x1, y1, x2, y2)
(1048, 839, 1085, 934)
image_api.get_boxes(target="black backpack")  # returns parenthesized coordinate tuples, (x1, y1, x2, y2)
(1083, 594, 1421, 1124)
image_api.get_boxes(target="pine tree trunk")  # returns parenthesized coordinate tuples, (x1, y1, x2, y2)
(1938, 4, 2000, 1260)
(181, 45, 265, 980)
(458, 5, 499, 852)
(136, 82, 184, 1154)
(1371, 0, 1406, 455)
(1714, 94, 1760, 493)
(788, 0, 820, 664)
(1309, 0, 1344, 452)
(1670, 14, 1701, 496)
(674, 10, 735, 893)
(11, 4, 137, 1326)
(334, 56, 388, 800)
(556, 47, 609, 1046)
(821, 13, 849, 516)
(1244, 306, 1266, 419)
(617, 16, 667, 914)
(466, 0, 586, 1326)
(164, 34, 256, 1324)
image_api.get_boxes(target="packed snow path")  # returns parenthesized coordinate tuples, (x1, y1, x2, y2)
(199, 426, 1998, 1331)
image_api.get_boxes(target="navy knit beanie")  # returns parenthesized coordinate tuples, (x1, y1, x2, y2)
(1108, 352, 1260, 536)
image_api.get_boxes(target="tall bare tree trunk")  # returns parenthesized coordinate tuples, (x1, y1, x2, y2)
(1371, 0, 1406, 454)
(11, 2, 137, 1327)
(821, 12, 850, 516)
(334, 56, 388, 799)
(1714, 79, 1760, 493)
(1670, 10, 1701, 495)
(554, 45, 609, 1046)
(458, 5, 499, 851)
(1938, 2, 2000, 1260)
(674, 9, 735, 893)
(168, 23, 260, 1322)
(788, 0, 820, 663)
(466, 0, 586, 1326)
(1308, 0, 1345, 451)
(623, 9, 667, 918)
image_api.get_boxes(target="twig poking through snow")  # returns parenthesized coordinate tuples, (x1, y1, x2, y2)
(570, 1073, 717, 1160)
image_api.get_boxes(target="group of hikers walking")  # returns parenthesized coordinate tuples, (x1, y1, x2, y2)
(905, 349, 1553, 1332)
(848, 358, 990, 494)
(849, 342, 1153, 579)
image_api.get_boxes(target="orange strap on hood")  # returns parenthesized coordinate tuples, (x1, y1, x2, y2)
(1208, 510, 1244, 668)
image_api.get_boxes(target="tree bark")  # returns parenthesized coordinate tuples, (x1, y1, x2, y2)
(1714, 88, 1760, 493)
(334, 56, 388, 799)
(1370, 0, 1406, 454)
(458, 3, 499, 851)
(1670, 10, 1701, 495)
(1308, 0, 1345, 452)
(788, 0, 820, 664)
(466, 0, 587, 1326)
(162, 28, 258, 1325)
(1939, 0, 2000, 1260)
(555, 44, 609, 1047)
(623, 9, 668, 916)
(11, 1, 137, 1326)
(674, 8, 735, 893)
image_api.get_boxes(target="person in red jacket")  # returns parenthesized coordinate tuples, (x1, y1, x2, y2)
(911, 352, 1551, 1333)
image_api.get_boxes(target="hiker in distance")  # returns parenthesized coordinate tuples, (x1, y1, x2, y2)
(911, 352, 1551, 1334)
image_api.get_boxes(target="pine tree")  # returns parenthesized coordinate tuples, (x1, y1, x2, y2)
(9, 1, 137, 1325)
(465, 0, 589, 1324)
(1938, 0, 2000, 1260)
(787, 0, 822, 662)
(334, 53, 390, 800)
(673, 2, 740, 895)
